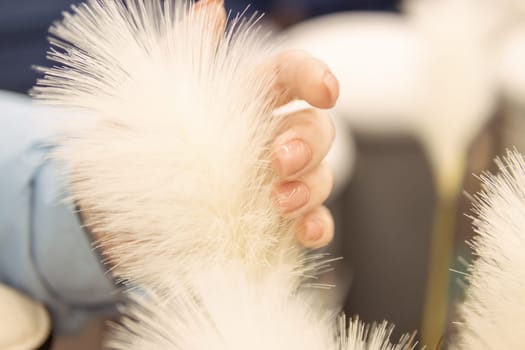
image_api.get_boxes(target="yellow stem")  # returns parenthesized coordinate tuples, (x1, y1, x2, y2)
(421, 156, 465, 349)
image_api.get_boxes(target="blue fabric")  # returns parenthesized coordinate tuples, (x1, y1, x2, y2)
(0, 90, 119, 334)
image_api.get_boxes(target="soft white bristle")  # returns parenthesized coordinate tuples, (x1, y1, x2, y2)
(32, 0, 300, 287)
(339, 317, 416, 350)
(453, 150, 525, 348)
(33, 1, 414, 349)
(108, 266, 337, 350)
(108, 278, 414, 350)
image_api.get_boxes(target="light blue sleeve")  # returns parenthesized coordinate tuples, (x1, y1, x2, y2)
(0, 91, 120, 334)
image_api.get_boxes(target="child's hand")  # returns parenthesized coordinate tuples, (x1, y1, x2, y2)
(268, 51, 338, 249)
(197, 0, 339, 249)
(192, 0, 338, 250)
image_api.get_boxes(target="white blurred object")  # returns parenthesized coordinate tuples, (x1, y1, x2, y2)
(283, 2, 498, 184)
(404, 0, 498, 184)
(0, 284, 50, 350)
(499, 25, 525, 110)
(283, 0, 525, 177)
(327, 111, 355, 197)
(284, 13, 426, 136)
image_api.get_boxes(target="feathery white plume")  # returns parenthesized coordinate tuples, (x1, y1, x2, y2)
(453, 150, 525, 349)
(32, 0, 414, 349)
(33, 0, 295, 287)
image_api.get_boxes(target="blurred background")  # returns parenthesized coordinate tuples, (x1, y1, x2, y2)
(2, 0, 525, 349)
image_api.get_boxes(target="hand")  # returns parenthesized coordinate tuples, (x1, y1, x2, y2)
(268, 51, 338, 249)
(196, 0, 339, 249)
(200, 0, 340, 249)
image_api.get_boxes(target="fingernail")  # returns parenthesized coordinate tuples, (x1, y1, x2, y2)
(304, 219, 323, 242)
(323, 70, 339, 105)
(274, 182, 309, 214)
(274, 139, 312, 177)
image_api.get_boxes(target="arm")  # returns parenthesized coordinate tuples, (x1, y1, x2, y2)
(0, 91, 119, 334)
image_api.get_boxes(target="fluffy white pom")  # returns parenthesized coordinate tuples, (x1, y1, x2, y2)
(453, 150, 525, 348)
(32, 0, 298, 287)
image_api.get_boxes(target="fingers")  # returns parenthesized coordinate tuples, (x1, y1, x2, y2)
(273, 162, 334, 219)
(296, 206, 335, 249)
(272, 108, 335, 180)
(271, 107, 336, 249)
(269, 50, 339, 108)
